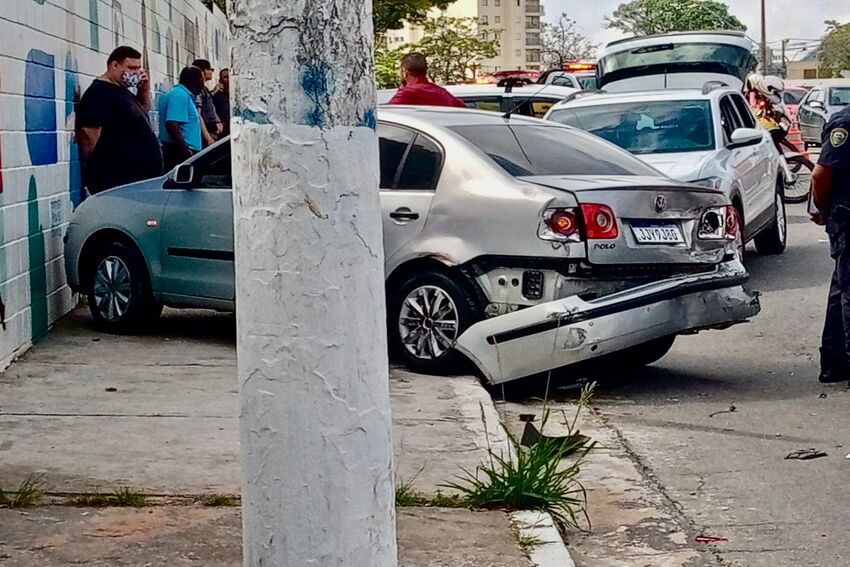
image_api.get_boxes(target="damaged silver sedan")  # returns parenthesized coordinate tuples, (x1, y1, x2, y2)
(379, 107, 759, 383)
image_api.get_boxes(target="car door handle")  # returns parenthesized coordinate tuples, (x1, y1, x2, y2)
(390, 209, 420, 221)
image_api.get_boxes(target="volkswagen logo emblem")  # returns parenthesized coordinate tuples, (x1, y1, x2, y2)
(654, 195, 668, 213)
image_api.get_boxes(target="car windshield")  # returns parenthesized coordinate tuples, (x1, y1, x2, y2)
(830, 87, 850, 106)
(599, 43, 755, 85)
(577, 76, 598, 90)
(784, 90, 806, 104)
(548, 100, 715, 155)
(449, 124, 661, 177)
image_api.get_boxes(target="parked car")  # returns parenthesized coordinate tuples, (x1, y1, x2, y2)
(65, 107, 759, 384)
(538, 70, 599, 91)
(783, 87, 809, 125)
(797, 84, 850, 147)
(546, 85, 787, 256)
(597, 31, 759, 93)
(377, 83, 579, 118)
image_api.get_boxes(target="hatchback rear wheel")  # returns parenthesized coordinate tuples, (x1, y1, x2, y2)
(389, 271, 481, 375)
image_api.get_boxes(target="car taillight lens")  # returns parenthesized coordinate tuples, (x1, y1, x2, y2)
(539, 208, 581, 242)
(581, 203, 618, 239)
(699, 205, 739, 240)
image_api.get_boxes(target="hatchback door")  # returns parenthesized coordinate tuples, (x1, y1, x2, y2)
(378, 123, 442, 264)
(159, 143, 234, 301)
(798, 89, 826, 143)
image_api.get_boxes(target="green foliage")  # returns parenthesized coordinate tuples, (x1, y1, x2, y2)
(110, 486, 148, 507)
(442, 384, 597, 531)
(819, 21, 850, 79)
(200, 493, 239, 507)
(413, 17, 499, 84)
(376, 47, 405, 89)
(213, 0, 226, 12)
(542, 13, 598, 69)
(395, 470, 465, 507)
(68, 490, 112, 507)
(374, 0, 455, 37)
(0, 475, 43, 508)
(606, 0, 746, 36)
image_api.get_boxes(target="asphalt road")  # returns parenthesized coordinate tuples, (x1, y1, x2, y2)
(524, 202, 848, 566)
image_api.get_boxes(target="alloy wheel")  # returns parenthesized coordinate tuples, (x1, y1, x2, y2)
(776, 192, 787, 245)
(398, 285, 459, 361)
(93, 256, 132, 322)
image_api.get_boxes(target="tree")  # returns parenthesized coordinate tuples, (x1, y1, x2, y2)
(413, 17, 499, 84)
(230, 0, 397, 564)
(541, 13, 598, 69)
(373, 0, 455, 38)
(605, 0, 746, 36)
(819, 20, 850, 79)
(213, 0, 225, 12)
(375, 47, 405, 88)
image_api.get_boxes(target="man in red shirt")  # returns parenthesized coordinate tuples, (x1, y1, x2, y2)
(387, 53, 467, 108)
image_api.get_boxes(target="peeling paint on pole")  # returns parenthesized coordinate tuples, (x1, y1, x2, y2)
(230, 0, 397, 565)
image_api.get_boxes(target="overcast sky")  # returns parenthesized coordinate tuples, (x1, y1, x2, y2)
(547, 0, 850, 59)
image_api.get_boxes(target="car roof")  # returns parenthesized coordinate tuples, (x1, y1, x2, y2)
(548, 87, 736, 111)
(377, 105, 558, 129)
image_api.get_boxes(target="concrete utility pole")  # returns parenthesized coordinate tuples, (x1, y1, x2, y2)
(229, 0, 397, 565)
(760, 0, 768, 73)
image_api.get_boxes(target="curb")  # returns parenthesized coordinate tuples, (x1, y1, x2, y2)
(511, 511, 576, 567)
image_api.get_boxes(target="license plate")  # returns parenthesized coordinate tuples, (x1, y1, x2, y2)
(631, 222, 684, 244)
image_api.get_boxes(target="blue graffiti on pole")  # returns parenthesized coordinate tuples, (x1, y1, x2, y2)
(358, 107, 377, 130)
(300, 62, 331, 127)
(24, 50, 58, 166)
(65, 53, 84, 208)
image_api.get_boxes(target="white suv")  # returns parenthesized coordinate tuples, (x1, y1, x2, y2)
(545, 86, 787, 255)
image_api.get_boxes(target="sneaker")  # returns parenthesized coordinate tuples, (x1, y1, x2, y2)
(818, 368, 850, 384)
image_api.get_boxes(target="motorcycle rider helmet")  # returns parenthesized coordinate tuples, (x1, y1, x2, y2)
(756, 75, 785, 104)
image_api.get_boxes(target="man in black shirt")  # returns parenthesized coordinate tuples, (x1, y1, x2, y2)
(192, 59, 222, 146)
(76, 46, 163, 195)
(212, 68, 231, 137)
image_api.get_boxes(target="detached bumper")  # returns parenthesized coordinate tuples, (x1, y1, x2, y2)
(455, 261, 760, 385)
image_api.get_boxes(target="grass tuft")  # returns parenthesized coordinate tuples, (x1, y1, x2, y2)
(199, 493, 238, 507)
(110, 486, 147, 507)
(442, 383, 597, 531)
(0, 475, 44, 508)
(513, 528, 547, 555)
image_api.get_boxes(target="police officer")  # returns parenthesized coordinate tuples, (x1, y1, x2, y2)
(811, 102, 850, 383)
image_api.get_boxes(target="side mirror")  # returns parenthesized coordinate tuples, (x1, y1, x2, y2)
(728, 127, 763, 149)
(810, 100, 824, 110)
(173, 164, 194, 185)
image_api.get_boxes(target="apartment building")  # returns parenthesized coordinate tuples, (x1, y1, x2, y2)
(384, 0, 545, 73)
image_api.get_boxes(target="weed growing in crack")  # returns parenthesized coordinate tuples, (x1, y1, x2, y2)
(200, 493, 239, 507)
(0, 475, 44, 508)
(443, 383, 597, 531)
(110, 486, 147, 507)
(512, 528, 547, 555)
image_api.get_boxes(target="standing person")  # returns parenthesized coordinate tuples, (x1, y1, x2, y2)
(387, 53, 467, 108)
(76, 46, 163, 195)
(212, 68, 231, 137)
(811, 104, 850, 384)
(158, 66, 205, 171)
(191, 59, 222, 144)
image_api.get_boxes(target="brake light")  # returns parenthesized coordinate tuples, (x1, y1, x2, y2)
(581, 203, 619, 239)
(539, 208, 581, 242)
(698, 205, 739, 240)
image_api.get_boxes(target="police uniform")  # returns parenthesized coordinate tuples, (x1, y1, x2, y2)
(818, 106, 850, 381)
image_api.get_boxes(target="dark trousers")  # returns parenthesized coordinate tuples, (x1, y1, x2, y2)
(821, 207, 850, 371)
(161, 143, 196, 172)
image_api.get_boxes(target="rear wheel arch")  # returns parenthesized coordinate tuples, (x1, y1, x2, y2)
(386, 257, 481, 304)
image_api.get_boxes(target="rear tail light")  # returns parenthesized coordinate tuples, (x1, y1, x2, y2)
(539, 208, 581, 242)
(581, 203, 619, 239)
(699, 205, 739, 240)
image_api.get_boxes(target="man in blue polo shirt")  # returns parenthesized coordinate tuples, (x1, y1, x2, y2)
(159, 66, 206, 170)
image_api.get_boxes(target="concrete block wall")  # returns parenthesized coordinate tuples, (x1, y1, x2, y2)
(0, 0, 229, 367)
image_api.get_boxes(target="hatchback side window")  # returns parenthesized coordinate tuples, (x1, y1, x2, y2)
(718, 97, 741, 142)
(730, 94, 757, 129)
(378, 124, 415, 189)
(396, 134, 443, 190)
(811, 89, 825, 104)
(199, 152, 232, 188)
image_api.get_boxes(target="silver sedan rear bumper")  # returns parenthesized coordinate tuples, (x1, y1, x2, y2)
(455, 260, 760, 384)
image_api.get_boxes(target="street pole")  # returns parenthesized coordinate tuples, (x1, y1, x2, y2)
(781, 38, 788, 78)
(229, 0, 397, 565)
(760, 0, 768, 73)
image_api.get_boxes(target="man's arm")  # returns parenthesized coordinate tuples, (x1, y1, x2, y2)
(136, 69, 152, 112)
(812, 164, 834, 225)
(812, 118, 850, 224)
(76, 127, 101, 159)
(165, 121, 193, 160)
(200, 119, 216, 147)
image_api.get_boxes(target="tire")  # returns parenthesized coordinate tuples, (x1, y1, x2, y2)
(732, 204, 746, 264)
(754, 188, 788, 255)
(87, 241, 162, 333)
(782, 155, 813, 204)
(597, 335, 676, 369)
(388, 270, 482, 375)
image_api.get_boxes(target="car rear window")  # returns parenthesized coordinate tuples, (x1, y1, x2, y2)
(830, 87, 850, 106)
(548, 100, 715, 155)
(450, 124, 660, 177)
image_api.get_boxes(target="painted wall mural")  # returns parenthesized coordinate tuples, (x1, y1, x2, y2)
(0, 0, 229, 361)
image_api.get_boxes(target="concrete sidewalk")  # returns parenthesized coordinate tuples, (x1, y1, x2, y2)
(0, 309, 535, 566)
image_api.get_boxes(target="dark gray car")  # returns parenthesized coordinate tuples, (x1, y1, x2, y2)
(798, 85, 850, 146)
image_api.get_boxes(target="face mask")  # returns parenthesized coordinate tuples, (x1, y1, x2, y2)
(122, 71, 141, 89)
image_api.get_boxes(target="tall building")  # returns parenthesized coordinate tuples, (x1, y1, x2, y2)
(384, 0, 545, 74)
